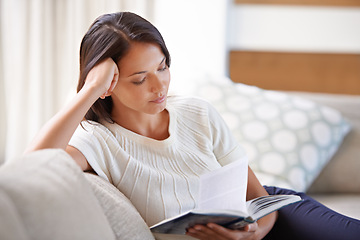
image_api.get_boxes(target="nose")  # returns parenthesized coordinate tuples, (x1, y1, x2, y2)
(150, 74, 165, 94)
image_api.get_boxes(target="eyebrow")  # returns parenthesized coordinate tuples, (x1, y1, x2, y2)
(128, 57, 166, 77)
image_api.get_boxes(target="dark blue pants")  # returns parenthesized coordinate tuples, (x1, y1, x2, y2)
(263, 186, 360, 240)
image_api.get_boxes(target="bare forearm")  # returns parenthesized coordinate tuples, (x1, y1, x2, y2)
(247, 167, 277, 239)
(256, 211, 277, 239)
(25, 86, 101, 153)
(25, 59, 118, 154)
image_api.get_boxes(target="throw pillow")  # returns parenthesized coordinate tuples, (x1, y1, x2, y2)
(192, 77, 351, 192)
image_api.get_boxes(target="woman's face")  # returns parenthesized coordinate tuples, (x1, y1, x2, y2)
(112, 42, 170, 116)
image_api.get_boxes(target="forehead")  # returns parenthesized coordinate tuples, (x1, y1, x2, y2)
(117, 42, 165, 76)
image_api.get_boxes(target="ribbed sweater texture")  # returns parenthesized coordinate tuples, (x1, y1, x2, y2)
(69, 96, 247, 226)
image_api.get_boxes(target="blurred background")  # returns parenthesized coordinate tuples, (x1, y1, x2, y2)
(1, 0, 359, 163)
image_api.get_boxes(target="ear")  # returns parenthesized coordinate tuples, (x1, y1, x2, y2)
(100, 91, 108, 99)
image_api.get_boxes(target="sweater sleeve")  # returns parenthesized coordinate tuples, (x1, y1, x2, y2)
(68, 121, 122, 184)
(206, 101, 248, 167)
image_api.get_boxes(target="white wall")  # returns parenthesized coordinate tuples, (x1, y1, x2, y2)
(153, 0, 228, 94)
(228, 4, 360, 53)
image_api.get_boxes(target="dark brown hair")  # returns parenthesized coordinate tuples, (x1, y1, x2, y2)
(78, 12, 171, 123)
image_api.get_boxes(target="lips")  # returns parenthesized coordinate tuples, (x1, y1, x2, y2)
(152, 95, 166, 103)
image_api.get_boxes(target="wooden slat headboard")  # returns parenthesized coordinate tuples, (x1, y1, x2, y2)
(229, 51, 360, 95)
(234, 0, 360, 7)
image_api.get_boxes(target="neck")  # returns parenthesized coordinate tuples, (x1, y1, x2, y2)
(112, 108, 170, 141)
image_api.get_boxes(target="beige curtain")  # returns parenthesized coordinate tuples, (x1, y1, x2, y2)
(0, 0, 156, 163)
(0, 6, 5, 163)
(0, 0, 228, 163)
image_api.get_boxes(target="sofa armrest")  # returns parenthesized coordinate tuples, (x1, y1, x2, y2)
(0, 149, 115, 240)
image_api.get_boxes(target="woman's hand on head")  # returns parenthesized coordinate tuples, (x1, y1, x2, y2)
(84, 58, 119, 99)
(24, 58, 119, 155)
(186, 222, 260, 240)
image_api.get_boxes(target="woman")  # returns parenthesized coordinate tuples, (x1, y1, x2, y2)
(26, 12, 360, 240)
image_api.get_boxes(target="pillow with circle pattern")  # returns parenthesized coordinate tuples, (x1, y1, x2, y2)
(192, 77, 351, 192)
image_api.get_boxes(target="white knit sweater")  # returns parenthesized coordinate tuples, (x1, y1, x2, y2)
(69, 96, 247, 226)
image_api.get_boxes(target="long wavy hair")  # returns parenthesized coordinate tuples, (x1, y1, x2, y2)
(77, 12, 171, 123)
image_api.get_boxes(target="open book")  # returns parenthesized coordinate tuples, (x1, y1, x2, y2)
(150, 194, 301, 235)
(150, 161, 302, 235)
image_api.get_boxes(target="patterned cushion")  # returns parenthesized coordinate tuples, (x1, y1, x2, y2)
(192, 77, 351, 192)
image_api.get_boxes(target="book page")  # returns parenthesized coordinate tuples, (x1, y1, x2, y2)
(198, 160, 248, 214)
(247, 195, 302, 221)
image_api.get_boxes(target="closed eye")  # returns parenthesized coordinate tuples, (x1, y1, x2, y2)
(133, 78, 146, 85)
(158, 57, 167, 71)
(158, 65, 167, 72)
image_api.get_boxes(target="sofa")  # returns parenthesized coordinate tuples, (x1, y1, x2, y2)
(0, 136, 359, 240)
(0, 81, 359, 240)
(0, 149, 156, 240)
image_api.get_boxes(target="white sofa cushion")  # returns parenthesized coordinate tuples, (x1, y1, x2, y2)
(85, 172, 155, 240)
(0, 149, 116, 240)
(0, 189, 29, 240)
